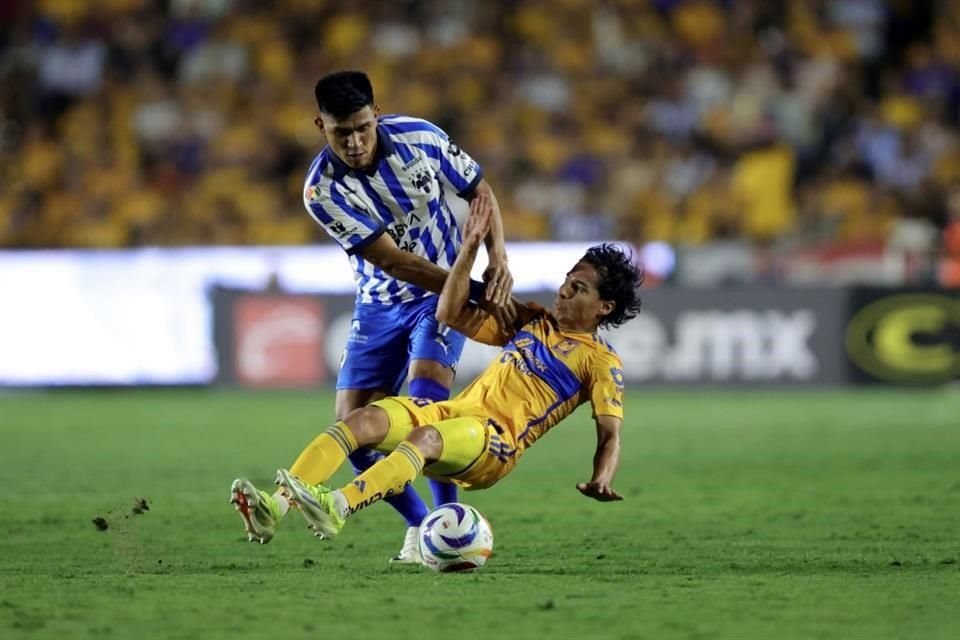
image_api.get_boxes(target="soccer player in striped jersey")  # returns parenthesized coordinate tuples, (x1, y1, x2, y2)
(229, 71, 514, 563)
(230, 194, 644, 547)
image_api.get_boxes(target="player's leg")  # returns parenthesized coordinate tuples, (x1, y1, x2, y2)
(408, 360, 459, 507)
(230, 306, 423, 544)
(229, 405, 376, 545)
(283, 416, 487, 537)
(333, 388, 388, 482)
(331, 305, 432, 532)
(286, 403, 397, 485)
(407, 302, 468, 508)
(277, 400, 421, 538)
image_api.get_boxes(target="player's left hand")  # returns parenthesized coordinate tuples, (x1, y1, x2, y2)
(483, 260, 514, 308)
(576, 482, 624, 502)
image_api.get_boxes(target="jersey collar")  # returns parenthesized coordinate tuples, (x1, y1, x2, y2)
(547, 311, 599, 337)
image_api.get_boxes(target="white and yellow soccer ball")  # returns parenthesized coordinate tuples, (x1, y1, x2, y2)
(418, 503, 494, 572)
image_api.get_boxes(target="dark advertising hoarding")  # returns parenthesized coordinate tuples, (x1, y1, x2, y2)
(845, 288, 960, 385)
(213, 287, 855, 387)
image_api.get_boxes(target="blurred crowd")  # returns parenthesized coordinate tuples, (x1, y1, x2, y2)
(1, 0, 959, 283)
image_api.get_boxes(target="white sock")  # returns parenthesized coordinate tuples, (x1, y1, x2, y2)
(332, 490, 350, 520)
(272, 492, 290, 516)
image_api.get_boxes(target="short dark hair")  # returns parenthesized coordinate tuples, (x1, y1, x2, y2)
(314, 71, 374, 118)
(580, 243, 644, 329)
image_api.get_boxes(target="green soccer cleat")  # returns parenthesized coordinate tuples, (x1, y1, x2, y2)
(229, 478, 281, 544)
(275, 468, 345, 539)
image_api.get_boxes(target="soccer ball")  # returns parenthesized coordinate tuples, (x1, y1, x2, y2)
(418, 503, 494, 572)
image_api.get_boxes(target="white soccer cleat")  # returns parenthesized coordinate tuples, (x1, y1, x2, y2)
(389, 526, 423, 565)
(230, 478, 280, 544)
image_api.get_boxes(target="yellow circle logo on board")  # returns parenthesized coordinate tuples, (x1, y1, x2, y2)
(845, 294, 960, 384)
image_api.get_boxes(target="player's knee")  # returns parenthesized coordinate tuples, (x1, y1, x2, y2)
(406, 426, 443, 461)
(343, 406, 388, 446)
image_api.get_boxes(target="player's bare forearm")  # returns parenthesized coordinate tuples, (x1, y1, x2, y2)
(437, 193, 528, 338)
(385, 256, 449, 294)
(435, 243, 481, 325)
(357, 234, 449, 295)
(472, 181, 506, 260)
(435, 200, 487, 325)
(576, 415, 624, 502)
(590, 433, 621, 486)
(469, 180, 513, 307)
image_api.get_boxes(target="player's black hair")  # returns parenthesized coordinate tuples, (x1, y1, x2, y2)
(314, 71, 374, 118)
(580, 243, 644, 329)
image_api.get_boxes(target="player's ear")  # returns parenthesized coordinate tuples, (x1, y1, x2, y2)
(314, 116, 324, 132)
(373, 103, 381, 117)
(598, 299, 615, 320)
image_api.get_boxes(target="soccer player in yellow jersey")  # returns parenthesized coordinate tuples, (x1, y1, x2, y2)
(230, 192, 643, 543)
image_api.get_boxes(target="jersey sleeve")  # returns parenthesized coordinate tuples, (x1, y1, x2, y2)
(588, 353, 625, 420)
(413, 120, 484, 197)
(303, 180, 385, 255)
(469, 311, 513, 347)
(470, 302, 544, 346)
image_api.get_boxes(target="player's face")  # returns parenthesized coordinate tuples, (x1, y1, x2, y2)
(315, 105, 380, 169)
(552, 261, 615, 332)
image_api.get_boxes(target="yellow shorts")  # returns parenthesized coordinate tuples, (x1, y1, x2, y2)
(371, 397, 519, 490)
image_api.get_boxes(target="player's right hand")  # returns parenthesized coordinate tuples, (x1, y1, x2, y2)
(483, 260, 514, 308)
(484, 298, 518, 332)
(576, 482, 624, 502)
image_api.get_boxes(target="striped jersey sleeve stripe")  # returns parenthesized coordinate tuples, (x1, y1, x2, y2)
(329, 183, 381, 233)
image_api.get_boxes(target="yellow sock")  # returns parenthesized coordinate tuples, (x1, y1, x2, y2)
(340, 442, 424, 515)
(289, 422, 358, 485)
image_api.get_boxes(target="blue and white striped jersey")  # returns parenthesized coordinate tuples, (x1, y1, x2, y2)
(303, 114, 483, 305)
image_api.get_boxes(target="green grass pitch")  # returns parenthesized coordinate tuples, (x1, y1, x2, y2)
(1, 389, 958, 639)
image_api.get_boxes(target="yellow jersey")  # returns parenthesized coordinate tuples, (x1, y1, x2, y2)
(448, 307, 625, 455)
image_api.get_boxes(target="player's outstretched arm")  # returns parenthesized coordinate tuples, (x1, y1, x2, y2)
(576, 415, 624, 502)
(467, 180, 513, 308)
(356, 233, 450, 295)
(435, 191, 493, 328)
(436, 192, 531, 343)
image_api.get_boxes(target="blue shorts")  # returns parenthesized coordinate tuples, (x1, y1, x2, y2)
(337, 296, 466, 394)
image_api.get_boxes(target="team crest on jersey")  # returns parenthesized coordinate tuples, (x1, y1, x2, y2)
(412, 169, 432, 193)
(304, 184, 323, 203)
(552, 338, 580, 357)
